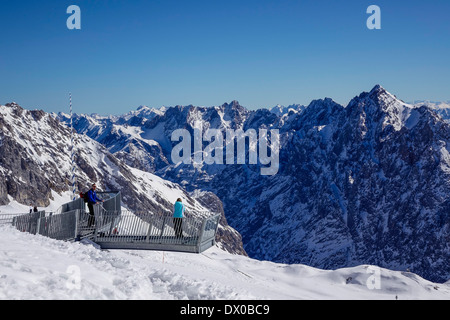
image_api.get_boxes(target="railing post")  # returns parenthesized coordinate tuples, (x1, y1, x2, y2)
(196, 218, 208, 252)
(160, 216, 167, 239)
(74, 209, 80, 241)
(94, 222, 98, 243)
(146, 219, 153, 243)
(28, 214, 33, 234)
(213, 214, 220, 245)
(36, 216, 41, 236)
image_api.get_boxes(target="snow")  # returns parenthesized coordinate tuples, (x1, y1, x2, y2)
(2, 102, 450, 301)
(405, 109, 421, 129)
(0, 206, 449, 300)
(413, 100, 450, 110)
(140, 121, 171, 151)
(127, 167, 210, 214)
(0, 196, 31, 215)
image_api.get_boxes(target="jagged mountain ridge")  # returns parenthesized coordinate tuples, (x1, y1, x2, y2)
(412, 101, 450, 122)
(0, 103, 246, 255)
(58, 86, 450, 283)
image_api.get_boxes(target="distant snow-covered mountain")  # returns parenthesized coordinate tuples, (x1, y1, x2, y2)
(412, 100, 450, 122)
(270, 103, 306, 116)
(55, 86, 450, 283)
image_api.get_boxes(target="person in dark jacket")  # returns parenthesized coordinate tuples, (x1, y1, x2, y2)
(86, 184, 103, 227)
(173, 198, 185, 238)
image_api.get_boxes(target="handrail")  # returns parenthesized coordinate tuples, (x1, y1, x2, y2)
(92, 211, 220, 252)
(0, 213, 23, 225)
(5, 191, 220, 254)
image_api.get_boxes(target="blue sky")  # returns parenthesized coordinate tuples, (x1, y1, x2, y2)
(0, 0, 449, 115)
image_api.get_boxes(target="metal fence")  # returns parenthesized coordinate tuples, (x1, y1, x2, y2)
(12, 211, 46, 234)
(3, 191, 220, 254)
(0, 213, 22, 225)
(98, 192, 121, 212)
(58, 198, 85, 215)
(8, 192, 122, 242)
(37, 210, 79, 241)
(45, 191, 122, 239)
(54, 191, 121, 215)
(198, 214, 221, 252)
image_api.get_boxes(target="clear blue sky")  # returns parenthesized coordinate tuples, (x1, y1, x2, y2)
(0, 0, 449, 115)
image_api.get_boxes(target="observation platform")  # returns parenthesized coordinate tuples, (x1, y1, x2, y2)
(6, 191, 220, 254)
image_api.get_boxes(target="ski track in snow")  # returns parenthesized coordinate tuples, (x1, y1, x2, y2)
(0, 225, 449, 300)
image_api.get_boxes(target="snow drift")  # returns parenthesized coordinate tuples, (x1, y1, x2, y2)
(0, 224, 448, 300)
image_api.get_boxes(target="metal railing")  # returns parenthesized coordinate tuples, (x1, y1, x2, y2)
(37, 210, 79, 241)
(12, 211, 46, 234)
(198, 214, 221, 251)
(8, 192, 122, 241)
(93, 211, 221, 253)
(48, 191, 122, 239)
(58, 198, 85, 215)
(3, 191, 220, 254)
(0, 213, 23, 225)
(98, 192, 121, 212)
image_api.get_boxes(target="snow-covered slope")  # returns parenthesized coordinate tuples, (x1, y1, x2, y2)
(0, 224, 448, 300)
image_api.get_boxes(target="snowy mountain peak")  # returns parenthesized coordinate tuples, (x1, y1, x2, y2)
(16, 85, 450, 284)
(136, 105, 150, 111)
(4, 102, 20, 108)
(225, 100, 241, 107)
(295, 98, 343, 128)
(369, 84, 385, 94)
(221, 100, 247, 114)
(270, 104, 305, 117)
(345, 85, 422, 133)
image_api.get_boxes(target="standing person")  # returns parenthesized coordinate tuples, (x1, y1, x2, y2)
(173, 198, 185, 238)
(86, 184, 103, 227)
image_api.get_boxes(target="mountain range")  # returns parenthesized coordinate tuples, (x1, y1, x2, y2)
(1, 85, 449, 283)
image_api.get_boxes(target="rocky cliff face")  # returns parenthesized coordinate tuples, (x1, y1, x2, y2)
(0, 104, 71, 206)
(0, 102, 246, 256)
(58, 86, 450, 283)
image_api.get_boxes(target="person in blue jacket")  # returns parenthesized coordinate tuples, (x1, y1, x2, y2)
(86, 183, 103, 227)
(173, 198, 185, 238)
